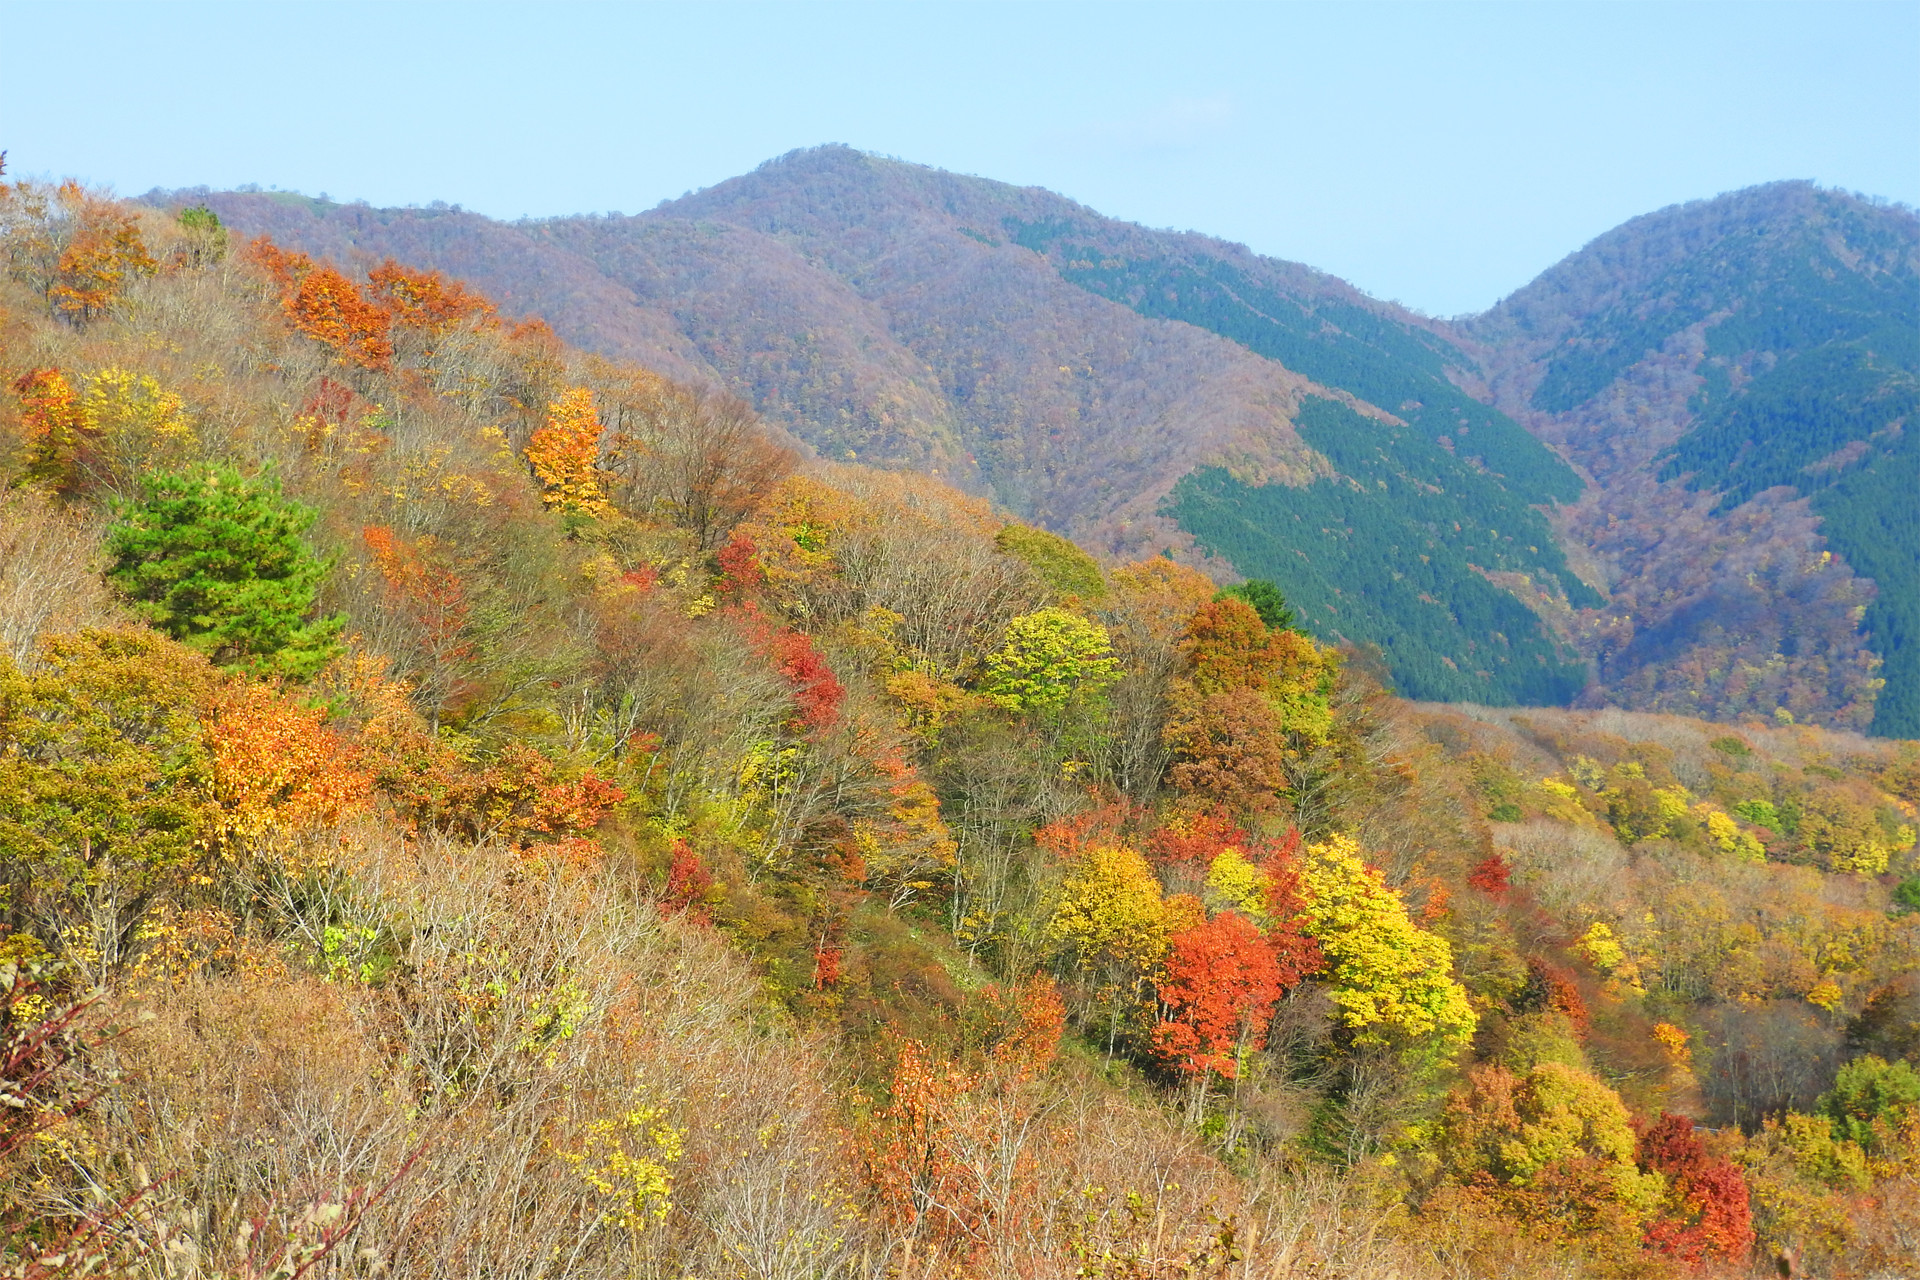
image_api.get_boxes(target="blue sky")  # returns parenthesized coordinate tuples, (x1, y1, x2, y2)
(2, 1, 1915, 316)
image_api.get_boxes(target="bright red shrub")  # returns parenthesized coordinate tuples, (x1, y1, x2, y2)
(1637, 1112, 1755, 1269)
(768, 629, 844, 732)
(724, 605, 844, 732)
(1524, 959, 1592, 1034)
(812, 943, 843, 988)
(661, 841, 714, 921)
(1153, 912, 1286, 1078)
(1146, 808, 1251, 869)
(715, 531, 764, 594)
(1468, 852, 1512, 897)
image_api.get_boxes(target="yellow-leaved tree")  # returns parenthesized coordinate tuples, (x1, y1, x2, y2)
(10, 366, 195, 496)
(981, 607, 1120, 715)
(1049, 841, 1169, 1054)
(1300, 834, 1476, 1063)
(1436, 1061, 1668, 1255)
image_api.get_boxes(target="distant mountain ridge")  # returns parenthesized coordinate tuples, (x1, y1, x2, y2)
(1465, 181, 1919, 734)
(160, 153, 1920, 730)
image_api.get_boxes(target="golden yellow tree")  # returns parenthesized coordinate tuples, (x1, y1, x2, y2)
(1049, 841, 1170, 1054)
(1300, 834, 1476, 1061)
(527, 387, 610, 515)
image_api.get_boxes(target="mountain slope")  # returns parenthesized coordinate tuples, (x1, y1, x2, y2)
(176, 150, 1592, 706)
(1465, 182, 1920, 735)
(169, 159, 1919, 727)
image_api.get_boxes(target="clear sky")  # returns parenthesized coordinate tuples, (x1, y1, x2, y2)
(3, 0, 1915, 316)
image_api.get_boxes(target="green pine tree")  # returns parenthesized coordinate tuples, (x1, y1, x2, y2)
(1219, 579, 1296, 632)
(105, 465, 343, 679)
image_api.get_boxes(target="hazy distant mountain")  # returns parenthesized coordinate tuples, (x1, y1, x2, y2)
(165, 155, 1920, 730)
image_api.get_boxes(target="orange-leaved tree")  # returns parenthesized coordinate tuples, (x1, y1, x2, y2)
(9, 368, 82, 490)
(47, 182, 155, 324)
(1164, 597, 1288, 816)
(1163, 595, 1336, 820)
(525, 387, 610, 516)
(288, 266, 392, 370)
(361, 525, 474, 729)
(1152, 911, 1286, 1082)
(205, 682, 373, 870)
(245, 237, 391, 369)
(1636, 1112, 1755, 1269)
(365, 259, 496, 338)
(866, 975, 1064, 1249)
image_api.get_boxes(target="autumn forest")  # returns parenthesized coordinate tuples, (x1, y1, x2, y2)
(1, 162, 1918, 1280)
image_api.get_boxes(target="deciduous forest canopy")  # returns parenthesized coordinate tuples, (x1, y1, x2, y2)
(1, 155, 1916, 1280)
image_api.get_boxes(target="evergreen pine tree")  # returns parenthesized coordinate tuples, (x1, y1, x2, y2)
(105, 465, 343, 679)
(1219, 579, 1296, 632)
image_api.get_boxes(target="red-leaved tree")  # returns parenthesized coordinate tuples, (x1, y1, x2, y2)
(1153, 912, 1286, 1081)
(1636, 1112, 1755, 1270)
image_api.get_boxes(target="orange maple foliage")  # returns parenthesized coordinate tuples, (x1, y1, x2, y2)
(287, 266, 393, 370)
(1164, 685, 1289, 814)
(205, 682, 374, 864)
(1152, 912, 1287, 1079)
(1032, 796, 1146, 863)
(489, 742, 626, 839)
(243, 235, 313, 295)
(362, 524, 475, 718)
(525, 387, 609, 514)
(1522, 959, 1592, 1035)
(47, 183, 155, 323)
(1183, 596, 1282, 693)
(812, 917, 846, 988)
(365, 259, 496, 336)
(1146, 807, 1260, 869)
(355, 700, 623, 849)
(865, 975, 1064, 1247)
(985, 973, 1067, 1078)
(244, 236, 392, 369)
(9, 368, 82, 484)
(1163, 595, 1334, 818)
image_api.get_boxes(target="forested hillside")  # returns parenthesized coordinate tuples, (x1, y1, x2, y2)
(5, 171, 1920, 1279)
(162, 148, 1595, 709)
(162, 155, 1920, 733)
(1466, 182, 1920, 737)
